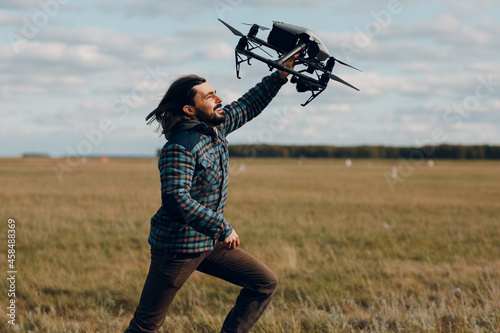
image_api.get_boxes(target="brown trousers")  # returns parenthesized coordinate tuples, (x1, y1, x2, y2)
(125, 243, 278, 333)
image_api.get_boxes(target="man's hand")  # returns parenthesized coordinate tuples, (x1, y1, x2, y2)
(278, 53, 300, 79)
(221, 229, 240, 250)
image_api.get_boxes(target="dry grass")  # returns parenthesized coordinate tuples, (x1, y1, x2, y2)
(0, 157, 499, 332)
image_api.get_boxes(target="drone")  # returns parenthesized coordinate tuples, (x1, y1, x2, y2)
(219, 19, 361, 106)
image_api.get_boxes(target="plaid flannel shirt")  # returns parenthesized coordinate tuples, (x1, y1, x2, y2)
(148, 71, 287, 253)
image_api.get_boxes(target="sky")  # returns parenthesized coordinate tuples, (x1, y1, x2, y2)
(1, 0, 499, 158)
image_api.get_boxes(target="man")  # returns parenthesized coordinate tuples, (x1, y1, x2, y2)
(125, 55, 297, 333)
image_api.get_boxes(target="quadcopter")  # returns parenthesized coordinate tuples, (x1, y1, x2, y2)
(219, 19, 361, 106)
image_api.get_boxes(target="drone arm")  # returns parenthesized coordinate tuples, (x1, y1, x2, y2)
(236, 47, 325, 89)
(275, 42, 308, 66)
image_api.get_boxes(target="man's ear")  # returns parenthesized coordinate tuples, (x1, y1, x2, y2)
(182, 105, 196, 117)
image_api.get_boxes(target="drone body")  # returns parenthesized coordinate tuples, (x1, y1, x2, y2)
(219, 19, 361, 106)
(268, 22, 330, 61)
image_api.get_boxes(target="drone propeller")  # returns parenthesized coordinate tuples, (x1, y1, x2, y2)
(329, 73, 360, 91)
(242, 23, 270, 31)
(218, 19, 245, 37)
(333, 57, 363, 72)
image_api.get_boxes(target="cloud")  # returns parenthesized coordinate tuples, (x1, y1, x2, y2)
(0, 25, 213, 101)
(0, 0, 46, 10)
(398, 62, 436, 73)
(351, 72, 425, 96)
(323, 104, 351, 113)
(413, 14, 496, 49)
(323, 9, 499, 67)
(96, 0, 336, 18)
(441, 0, 500, 17)
(97, 0, 218, 18)
(0, 11, 22, 26)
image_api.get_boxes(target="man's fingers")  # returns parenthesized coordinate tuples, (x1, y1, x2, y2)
(220, 229, 240, 250)
(221, 239, 238, 250)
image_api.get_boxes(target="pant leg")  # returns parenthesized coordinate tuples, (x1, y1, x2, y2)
(196, 245, 278, 333)
(125, 250, 208, 333)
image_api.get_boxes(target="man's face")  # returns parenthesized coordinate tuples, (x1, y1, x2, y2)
(190, 82, 225, 127)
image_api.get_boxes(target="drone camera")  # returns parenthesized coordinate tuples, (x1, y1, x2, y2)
(267, 24, 299, 53)
(292, 76, 319, 93)
(307, 42, 320, 60)
(296, 80, 310, 92)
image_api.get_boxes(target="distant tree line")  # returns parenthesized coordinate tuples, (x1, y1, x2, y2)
(226, 144, 500, 159)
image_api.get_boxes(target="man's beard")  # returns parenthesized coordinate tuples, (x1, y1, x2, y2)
(195, 104, 225, 127)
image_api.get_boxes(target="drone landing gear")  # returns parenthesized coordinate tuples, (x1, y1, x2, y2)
(235, 51, 252, 79)
(300, 89, 325, 107)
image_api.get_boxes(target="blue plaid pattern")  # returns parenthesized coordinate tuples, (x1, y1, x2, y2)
(149, 71, 287, 253)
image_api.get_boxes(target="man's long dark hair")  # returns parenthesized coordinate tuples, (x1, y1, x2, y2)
(146, 75, 206, 134)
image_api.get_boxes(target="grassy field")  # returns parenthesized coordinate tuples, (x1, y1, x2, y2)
(1, 157, 499, 332)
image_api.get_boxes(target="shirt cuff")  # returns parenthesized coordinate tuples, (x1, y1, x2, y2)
(272, 70, 289, 84)
(218, 221, 233, 241)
